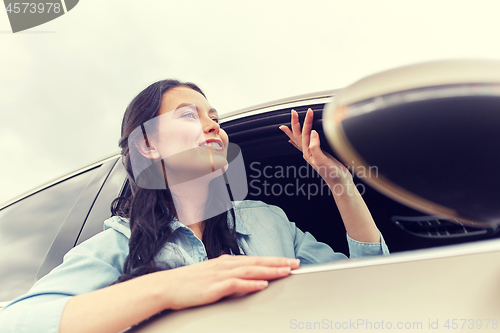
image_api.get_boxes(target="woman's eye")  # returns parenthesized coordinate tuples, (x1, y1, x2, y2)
(182, 112, 197, 119)
(211, 118, 219, 124)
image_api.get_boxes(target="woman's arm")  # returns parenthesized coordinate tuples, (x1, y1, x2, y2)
(279, 109, 381, 243)
(0, 228, 299, 333)
(60, 255, 299, 333)
(325, 175, 381, 243)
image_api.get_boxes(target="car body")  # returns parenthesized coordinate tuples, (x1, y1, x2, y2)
(1, 89, 499, 332)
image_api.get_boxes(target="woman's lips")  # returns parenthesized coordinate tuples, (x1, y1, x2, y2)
(198, 140, 224, 151)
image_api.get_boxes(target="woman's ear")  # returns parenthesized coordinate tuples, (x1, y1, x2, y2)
(135, 139, 161, 160)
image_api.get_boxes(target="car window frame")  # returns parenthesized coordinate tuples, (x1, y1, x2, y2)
(34, 156, 119, 280)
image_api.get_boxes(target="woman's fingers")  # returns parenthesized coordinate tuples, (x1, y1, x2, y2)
(168, 277, 268, 310)
(290, 109, 302, 141)
(309, 130, 324, 161)
(288, 140, 301, 151)
(279, 109, 316, 156)
(301, 109, 314, 160)
(208, 256, 297, 287)
(278, 109, 352, 184)
(279, 125, 303, 152)
(225, 265, 292, 281)
(206, 264, 294, 305)
(166, 256, 299, 310)
(207, 278, 269, 303)
(278, 110, 303, 151)
(214, 254, 300, 269)
(278, 125, 296, 144)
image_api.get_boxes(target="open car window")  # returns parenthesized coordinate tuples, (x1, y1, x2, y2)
(221, 102, 500, 257)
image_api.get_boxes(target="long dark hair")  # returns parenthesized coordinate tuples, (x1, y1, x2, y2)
(111, 79, 242, 283)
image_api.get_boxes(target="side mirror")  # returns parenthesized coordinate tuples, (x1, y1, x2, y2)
(323, 59, 500, 227)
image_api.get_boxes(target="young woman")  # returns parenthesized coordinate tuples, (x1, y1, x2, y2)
(0, 80, 388, 333)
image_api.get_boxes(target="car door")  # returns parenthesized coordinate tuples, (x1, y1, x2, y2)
(0, 155, 118, 308)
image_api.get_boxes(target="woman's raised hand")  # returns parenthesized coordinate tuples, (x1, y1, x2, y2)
(279, 109, 351, 187)
(160, 255, 300, 310)
(278, 109, 382, 245)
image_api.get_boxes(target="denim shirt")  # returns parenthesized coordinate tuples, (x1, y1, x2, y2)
(0, 200, 389, 333)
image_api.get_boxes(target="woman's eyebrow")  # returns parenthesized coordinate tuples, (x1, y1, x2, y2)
(173, 103, 197, 113)
(208, 109, 219, 117)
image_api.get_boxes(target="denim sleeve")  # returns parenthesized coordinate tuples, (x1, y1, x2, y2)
(264, 202, 389, 263)
(263, 204, 348, 264)
(347, 232, 390, 258)
(291, 224, 349, 264)
(0, 228, 129, 333)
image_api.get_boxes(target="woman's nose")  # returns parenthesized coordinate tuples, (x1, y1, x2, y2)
(202, 115, 220, 134)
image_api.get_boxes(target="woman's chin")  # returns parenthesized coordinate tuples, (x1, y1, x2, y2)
(163, 157, 229, 185)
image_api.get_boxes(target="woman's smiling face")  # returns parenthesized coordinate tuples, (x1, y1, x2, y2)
(150, 86, 229, 182)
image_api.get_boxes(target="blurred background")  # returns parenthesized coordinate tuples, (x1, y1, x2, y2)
(1, 0, 500, 205)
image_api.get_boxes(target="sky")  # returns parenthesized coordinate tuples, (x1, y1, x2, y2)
(1, 0, 500, 205)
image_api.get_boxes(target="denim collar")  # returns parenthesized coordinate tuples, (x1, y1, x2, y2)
(104, 202, 251, 239)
